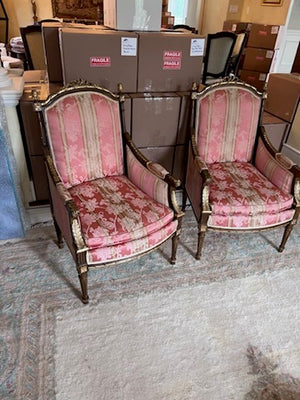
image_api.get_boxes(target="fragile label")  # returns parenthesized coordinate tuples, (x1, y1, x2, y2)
(258, 30, 267, 36)
(90, 56, 111, 67)
(163, 50, 182, 70)
(190, 38, 205, 56)
(121, 37, 137, 56)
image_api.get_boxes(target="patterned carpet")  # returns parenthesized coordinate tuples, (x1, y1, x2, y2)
(1, 211, 299, 399)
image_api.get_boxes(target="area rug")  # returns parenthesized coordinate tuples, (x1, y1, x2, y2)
(1, 211, 299, 399)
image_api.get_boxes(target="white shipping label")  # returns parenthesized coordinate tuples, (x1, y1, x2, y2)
(266, 50, 274, 59)
(271, 26, 279, 35)
(121, 37, 137, 56)
(259, 74, 266, 81)
(190, 38, 205, 56)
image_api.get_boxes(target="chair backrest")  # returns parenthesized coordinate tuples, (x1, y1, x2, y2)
(228, 31, 248, 75)
(193, 81, 263, 163)
(202, 31, 237, 84)
(171, 24, 198, 33)
(41, 86, 124, 188)
(20, 25, 46, 70)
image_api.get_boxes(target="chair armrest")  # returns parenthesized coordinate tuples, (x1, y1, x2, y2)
(124, 132, 183, 216)
(45, 155, 88, 253)
(255, 128, 300, 196)
(124, 132, 181, 188)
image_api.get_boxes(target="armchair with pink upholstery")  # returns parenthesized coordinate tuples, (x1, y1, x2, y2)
(34, 82, 184, 303)
(184, 79, 300, 259)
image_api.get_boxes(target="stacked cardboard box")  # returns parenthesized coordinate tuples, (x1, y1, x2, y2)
(263, 73, 300, 151)
(223, 20, 280, 91)
(39, 19, 206, 192)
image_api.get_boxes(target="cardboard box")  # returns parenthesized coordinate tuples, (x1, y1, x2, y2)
(161, 16, 175, 28)
(173, 144, 187, 182)
(60, 28, 138, 93)
(103, 0, 162, 31)
(239, 69, 267, 92)
(223, 20, 252, 33)
(130, 93, 181, 147)
(247, 24, 280, 50)
(264, 73, 300, 122)
(242, 47, 274, 73)
(42, 22, 110, 83)
(262, 111, 289, 150)
(137, 32, 205, 92)
(138, 146, 174, 173)
(42, 22, 63, 83)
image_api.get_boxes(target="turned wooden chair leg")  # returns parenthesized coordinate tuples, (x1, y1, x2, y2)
(53, 218, 64, 248)
(77, 265, 89, 304)
(196, 226, 207, 260)
(170, 216, 183, 264)
(171, 234, 179, 264)
(182, 189, 188, 212)
(278, 221, 295, 252)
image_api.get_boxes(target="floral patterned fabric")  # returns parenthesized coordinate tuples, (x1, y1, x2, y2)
(195, 87, 261, 163)
(68, 175, 177, 263)
(208, 162, 294, 229)
(87, 219, 177, 264)
(255, 137, 293, 194)
(44, 92, 124, 188)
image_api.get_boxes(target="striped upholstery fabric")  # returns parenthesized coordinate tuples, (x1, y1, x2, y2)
(195, 86, 261, 163)
(255, 137, 294, 194)
(208, 162, 294, 229)
(44, 91, 124, 188)
(68, 175, 177, 263)
(126, 146, 170, 207)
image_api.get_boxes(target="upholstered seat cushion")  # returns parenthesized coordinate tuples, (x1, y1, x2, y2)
(208, 162, 294, 229)
(68, 175, 177, 263)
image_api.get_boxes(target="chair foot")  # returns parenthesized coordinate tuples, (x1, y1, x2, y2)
(278, 222, 295, 253)
(182, 190, 188, 212)
(53, 218, 64, 248)
(196, 229, 206, 260)
(77, 265, 89, 304)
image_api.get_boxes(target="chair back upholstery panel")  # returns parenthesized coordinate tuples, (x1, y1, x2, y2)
(195, 86, 261, 163)
(207, 37, 236, 75)
(45, 91, 124, 188)
(255, 137, 294, 194)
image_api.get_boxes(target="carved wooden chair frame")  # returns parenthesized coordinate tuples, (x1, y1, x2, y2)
(34, 82, 184, 303)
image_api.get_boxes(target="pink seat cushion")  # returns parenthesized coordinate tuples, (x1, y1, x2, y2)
(68, 175, 176, 261)
(87, 219, 177, 264)
(208, 162, 294, 228)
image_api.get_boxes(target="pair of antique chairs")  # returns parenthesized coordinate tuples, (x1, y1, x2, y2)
(34, 79, 299, 303)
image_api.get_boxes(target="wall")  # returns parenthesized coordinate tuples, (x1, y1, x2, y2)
(4, 0, 53, 40)
(199, 0, 230, 35)
(226, 0, 244, 21)
(226, 0, 291, 25)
